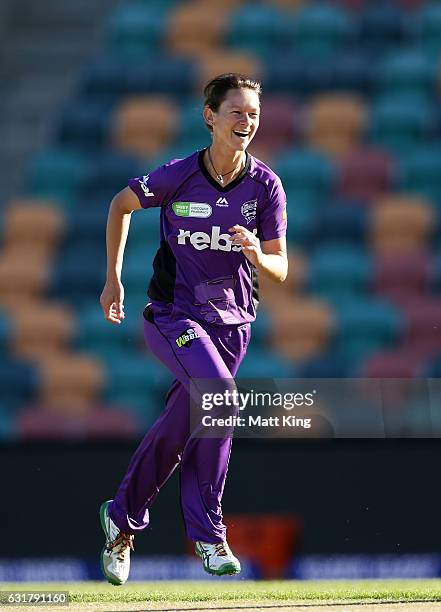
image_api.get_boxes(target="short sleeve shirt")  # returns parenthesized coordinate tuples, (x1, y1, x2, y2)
(129, 149, 287, 326)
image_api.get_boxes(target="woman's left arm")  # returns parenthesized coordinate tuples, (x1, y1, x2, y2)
(229, 225, 288, 283)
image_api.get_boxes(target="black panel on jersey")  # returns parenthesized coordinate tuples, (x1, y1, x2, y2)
(252, 265, 259, 312)
(147, 239, 176, 303)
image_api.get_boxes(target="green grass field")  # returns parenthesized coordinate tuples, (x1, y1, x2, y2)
(2, 580, 441, 609)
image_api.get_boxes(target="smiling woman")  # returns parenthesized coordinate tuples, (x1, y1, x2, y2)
(98, 72, 288, 586)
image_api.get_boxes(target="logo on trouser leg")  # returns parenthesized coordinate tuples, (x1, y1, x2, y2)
(175, 328, 200, 348)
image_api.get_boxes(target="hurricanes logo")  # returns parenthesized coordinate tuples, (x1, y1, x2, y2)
(175, 327, 200, 348)
(241, 199, 257, 223)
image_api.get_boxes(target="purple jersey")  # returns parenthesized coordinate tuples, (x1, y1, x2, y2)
(128, 149, 287, 326)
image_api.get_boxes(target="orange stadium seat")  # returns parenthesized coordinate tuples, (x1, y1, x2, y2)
(306, 94, 366, 158)
(270, 297, 334, 362)
(3, 202, 64, 259)
(112, 96, 177, 157)
(38, 353, 105, 412)
(370, 195, 433, 253)
(166, 1, 234, 57)
(196, 50, 261, 93)
(0, 253, 49, 309)
(9, 302, 74, 361)
(336, 147, 395, 202)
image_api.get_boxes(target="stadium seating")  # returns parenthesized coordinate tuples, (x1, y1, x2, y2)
(376, 49, 436, 97)
(336, 147, 395, 202)
(5, 0, 441, 439)
(369, 94, 436, 153)
(111, 96, 178, 157)
(291, 3, 355, 58)
(370, 195, 433, 252)
(306, 94, 366, 157)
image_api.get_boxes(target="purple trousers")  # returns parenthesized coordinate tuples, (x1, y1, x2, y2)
(109, 301, 250, 543)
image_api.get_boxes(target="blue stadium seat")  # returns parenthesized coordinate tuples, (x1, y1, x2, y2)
(377, 49, 436, 97)
(85, 151, 143, 201)
(126, 207, 161, 250)
(398, 145, 441, 203)
(104, 4, 167, 57)
(103, 352, 172, 426)
(123, 245, 160, 295)
(307, 244, 372, 302)
(330, 50, 377, 95)
(292, 3, 355, 58)
(415, 3, 441, 56)
(369, 94, 436, 152)
(284, 192, 319, 247)
(275, 148, 335, 201)
(175, 99, 211, 152)
(357, 3, 412, 53)
(54, 100, 111, 152)
(226, 4, 294, 57)
(49, 242, 106, 307)
(237, 345, 296, 378)
(80, 55, 196, 102)
(333, 298, 404, 361)
(263, 52, 334, 95)
(311, 202, 368, 246)
(0, 360, 38, 408)
(297, 350, 353, 378)
(24, 149, 91, 204)
(0, 312, 12, 352)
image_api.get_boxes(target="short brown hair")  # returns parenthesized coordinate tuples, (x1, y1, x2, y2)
(203, 73, 262, 131)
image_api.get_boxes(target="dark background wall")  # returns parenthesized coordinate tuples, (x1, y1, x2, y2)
(1, 439, 440, 557)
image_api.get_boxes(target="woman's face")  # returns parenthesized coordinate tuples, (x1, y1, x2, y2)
(204, 87, 260, 153)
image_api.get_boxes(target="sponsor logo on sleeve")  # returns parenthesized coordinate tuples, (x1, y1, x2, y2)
(175, 327, 200, 348)
(139, 175, 155, 198)
(172, 201, 212, 218)
(282, 202, 287, 220)
(241, 199, 257, 224)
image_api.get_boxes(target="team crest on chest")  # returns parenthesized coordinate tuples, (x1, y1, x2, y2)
(241, 199, 257, 224)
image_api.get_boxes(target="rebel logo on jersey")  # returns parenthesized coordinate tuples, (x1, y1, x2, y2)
(176, 226, 257, 252)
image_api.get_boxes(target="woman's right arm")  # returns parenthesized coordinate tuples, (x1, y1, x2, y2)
(100, 187, 142, 324)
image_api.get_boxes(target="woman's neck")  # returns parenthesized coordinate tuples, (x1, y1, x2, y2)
(204, 144, 246, 186)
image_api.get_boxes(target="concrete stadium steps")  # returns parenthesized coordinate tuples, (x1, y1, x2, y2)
(0, 0, 120, 202)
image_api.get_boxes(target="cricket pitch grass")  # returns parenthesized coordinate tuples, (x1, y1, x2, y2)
(2, 580, 441, 611)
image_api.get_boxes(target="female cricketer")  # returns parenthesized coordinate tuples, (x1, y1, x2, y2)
(99, 73, 288, 585)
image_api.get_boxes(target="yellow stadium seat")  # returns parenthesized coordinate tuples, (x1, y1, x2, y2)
(167, 1, 232, 57)
(38, 353, 104, 412)
(10, 301, 74, 361)
(197, 51, 261, 93)
(370, 195, 433, 252)
(0, 253, 48, 308)
(4, 202, 64, 247)
(112, 96, 177, 157)
(307, 94, 366, 157)
(271, 297, 334, 362)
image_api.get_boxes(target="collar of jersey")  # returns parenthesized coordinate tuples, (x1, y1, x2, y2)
(198, 148, 250, 192)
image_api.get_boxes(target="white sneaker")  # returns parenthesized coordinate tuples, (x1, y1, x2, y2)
(195, 540, 241, 576)
(99, 500, 134, 585)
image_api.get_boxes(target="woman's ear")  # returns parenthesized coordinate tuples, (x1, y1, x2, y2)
(203, 105, 214, 128)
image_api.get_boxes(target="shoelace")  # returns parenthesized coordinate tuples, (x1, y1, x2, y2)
(214, 543, 229, 557)
(107, 532, 134, 562)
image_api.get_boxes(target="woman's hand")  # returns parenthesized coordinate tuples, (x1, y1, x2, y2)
(228, 224, 262, 266)
(100, 279, 125, 324)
